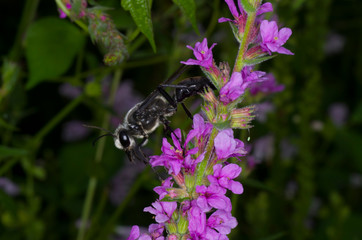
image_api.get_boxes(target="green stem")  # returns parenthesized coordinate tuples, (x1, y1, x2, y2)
(95, 168, 150, 240)
(34, 95, 84, 142)
(233, 13, 256, 73)
(9, 0, 40, 61)
(195, 128, 218, 186)
(76, 69, 122, 240)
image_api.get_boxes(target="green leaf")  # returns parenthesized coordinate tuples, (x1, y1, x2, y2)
(244, 55, 276, 66)
(121, 0, 156, 52)
(240, 0, 256, 13)
(25, 17, 85, 89)
(172, 0, 199, 34)
(0, 145, 27, 160)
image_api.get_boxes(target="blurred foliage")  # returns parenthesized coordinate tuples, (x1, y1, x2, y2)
(0, 0, 361, 239)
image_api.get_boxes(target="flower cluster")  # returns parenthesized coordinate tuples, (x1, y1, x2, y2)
(128, 115, 244, 240)
(127, 0, 293, 239)
(57, 0, 128, 66)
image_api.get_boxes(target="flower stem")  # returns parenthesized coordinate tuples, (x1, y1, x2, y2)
(233, 13, 256, 73)
(34, 95, 83, 142)
(195, 128, 218, 186)
(76, 68, 122, 240)
(9, 0, 40, 61)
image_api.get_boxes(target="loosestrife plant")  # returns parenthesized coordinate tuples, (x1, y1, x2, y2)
(128, 1, 293, 239)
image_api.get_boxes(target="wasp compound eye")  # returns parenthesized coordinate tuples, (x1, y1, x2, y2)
(118, 130, 131, 148)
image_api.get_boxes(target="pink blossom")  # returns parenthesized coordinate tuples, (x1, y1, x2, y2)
(153, 177, 173, 200)
(144, 201, 177, 223)
(260, 20, 293, 55)
(214, 129, 247, 160)
(185, 114, 213, 146)
(219, 72, 244, 104)
(218, 1, 273, 23)
(208, 164, 244, 194)
(181, 38, 217, 69)
(196, 185, 231, 212)
(127, 225, 141, 240)
(188, 206, 207, 238)
(150, 129, 198, 175)
(249, 73, 285, 95)
(206, 210, 237, 236)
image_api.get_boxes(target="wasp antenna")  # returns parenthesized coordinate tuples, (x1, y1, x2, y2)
(83, 124, 114, 135)
(92, 133, 115, 146)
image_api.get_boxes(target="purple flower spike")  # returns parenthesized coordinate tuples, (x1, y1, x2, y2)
(260, 20, 293, 55)
(181, 38, 217, 69)
(214, 129, 247, 160)
(219, 72, 244, 104)
(208, 164, 244, 194)
(144, 201, 177, 223)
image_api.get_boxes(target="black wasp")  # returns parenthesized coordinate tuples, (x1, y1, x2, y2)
(86, 65, 215, 162)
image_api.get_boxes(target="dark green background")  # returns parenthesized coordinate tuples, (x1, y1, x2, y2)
(1, 0, 361, 239)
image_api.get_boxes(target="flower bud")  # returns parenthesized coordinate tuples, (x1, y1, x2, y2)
(177, 214, 189, 235)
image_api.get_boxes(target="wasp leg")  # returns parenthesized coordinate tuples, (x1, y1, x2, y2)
(159, 116, 182, 143)
(180, 102, 193, 120)
(157, 85, 177, 108)
(158, 84, 193, 120)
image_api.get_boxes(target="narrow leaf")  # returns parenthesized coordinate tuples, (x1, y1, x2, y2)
(244, 55, 275, 66)
(0, 145, 28, 160)
(240, 0, 256, 13)
(121, 0, 156, 52)
(172, 0, 199, 34)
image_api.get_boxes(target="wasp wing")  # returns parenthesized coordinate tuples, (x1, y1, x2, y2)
(136, 65, 190, 111)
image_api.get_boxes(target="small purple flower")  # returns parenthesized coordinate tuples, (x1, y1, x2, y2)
(214, 129, 247, 160)
(328, 102, 348, 127)
(144, 201, 177, 223)
(181, 38, 217, 69)
(241, 66, 266, 86)
(255, 102, 275, 123)
(150, 129, 198, 175)
(58, 3, 71, 19)
(260, 20, 293, 55)
(153, 177, 173, 200)
(249, 73, 284, 95)
(62, 120, 90, 142)
(251, 135, 274, 162)
(218, 1, 273, 23)
(148, 223, 165, 240)
(220, 67, 266, 104)
(0, 177, 20, 196)
(185, 114, 213, 146)
(127, 225, 141, 240)
(257, 2, 273, 15)
(188, 206, 207, 238)
(196, 184, 231, 212)
(183, 152, 205, 175)
(58, 83, 82, 99)
(207, 210, 237, 235)
(208, 164, 243, 194)
(219, 72, 244, 104)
